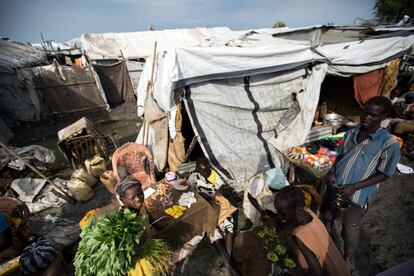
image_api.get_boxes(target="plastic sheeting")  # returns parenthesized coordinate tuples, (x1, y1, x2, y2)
(94, 60, 135, 106)
(0, 144, 56, 171)
(138, 39, 313, 114)
(126, 60, 144, 94)
(31, 63, 108, 114)
(184, 65, 327, 191)
(0, 116, 13, 144)
(0, 39, 46, 74)
(136, 94, 169, 171)
(0, 41, 45, 125)
(315, 35, 414, 76)
(77, 27, 232, 60)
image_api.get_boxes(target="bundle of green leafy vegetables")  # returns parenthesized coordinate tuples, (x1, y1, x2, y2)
(256, 226, 296, 274)
(74, 208, 171, 276)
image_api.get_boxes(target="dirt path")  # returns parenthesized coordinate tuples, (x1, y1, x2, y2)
(173, 160, 414, 276)
(355, 159, 414, 275)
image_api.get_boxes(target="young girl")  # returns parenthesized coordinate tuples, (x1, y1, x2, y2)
(274, 186, 350, 276)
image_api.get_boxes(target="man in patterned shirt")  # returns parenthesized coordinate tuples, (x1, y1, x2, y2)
(323, 96, 401, 263)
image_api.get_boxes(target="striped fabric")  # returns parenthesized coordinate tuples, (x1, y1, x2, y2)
(335, 126, 400, 207)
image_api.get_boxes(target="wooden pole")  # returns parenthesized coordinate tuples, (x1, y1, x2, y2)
(150, 41, 157, 85)
(0, 142, 75, 203)
(143, 41, 158, 146)
(183, 136, 198, 163)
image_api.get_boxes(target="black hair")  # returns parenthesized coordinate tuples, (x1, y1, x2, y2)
(405, 92, 414, 105)
(275, 186, 305, 209)
(364, 96, 392, 115)
(116, 176, 141, 199)
(196, 156, 210, 167)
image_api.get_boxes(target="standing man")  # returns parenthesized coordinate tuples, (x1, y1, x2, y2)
(323, 96, 401, 264)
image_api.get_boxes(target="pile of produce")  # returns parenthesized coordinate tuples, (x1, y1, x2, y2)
(256, 226, 296, 274)
(288, 136, 343, 171)
(74, 208, 171, 276)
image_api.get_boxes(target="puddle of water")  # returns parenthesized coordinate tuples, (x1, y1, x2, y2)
(98, 120, 142, 146)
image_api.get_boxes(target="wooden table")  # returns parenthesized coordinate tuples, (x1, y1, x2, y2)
(284, 154, 329, 180)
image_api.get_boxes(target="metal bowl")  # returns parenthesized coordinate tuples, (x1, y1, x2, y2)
(324, 113, 347, 127)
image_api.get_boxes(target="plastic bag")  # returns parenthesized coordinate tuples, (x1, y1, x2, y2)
(67, 179, 94, 202)
(84, 155, 106, 177)
(72, 168, 97, 187)
(100, 170, 116, 194)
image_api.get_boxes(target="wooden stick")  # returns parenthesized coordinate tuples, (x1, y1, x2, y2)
(183, 136, 198, 163)
(0, 142, 75, 203)
(143, 41, 158, 146)
(150, 41, 157, 86)
(141, 120, 147, 145)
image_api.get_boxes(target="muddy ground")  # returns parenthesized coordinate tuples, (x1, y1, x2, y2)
(171, 159, 414, 276)
(2, 108, 413, 275)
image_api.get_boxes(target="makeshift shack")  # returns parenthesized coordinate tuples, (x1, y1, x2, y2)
(0, 38, 111, 144)
(135, 26, 414, 193)
(68, 27, 235, 106)
(29, 61, 108, 115)
(0, 38, 47, 136)
(137, 33, 327, 191)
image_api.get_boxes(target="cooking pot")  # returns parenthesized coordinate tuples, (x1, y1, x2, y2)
(324, 113, 347, 127)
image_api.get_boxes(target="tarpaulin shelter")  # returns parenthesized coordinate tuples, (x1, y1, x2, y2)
(0, 39, 47, 127)
(93, 60, 135, 106)
(137, 33, 328, 191)
(68, 27, 236, 100)
(136, 26, 414, 192)
(29, 62, 108, 115)
(0, 38, 110, 144)
(0, 39, 48, 143)
(72, 27, 233, 60)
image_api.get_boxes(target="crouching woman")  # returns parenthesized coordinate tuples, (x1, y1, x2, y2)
(274, 186, 350, 276)
(75, 176, 171, 276)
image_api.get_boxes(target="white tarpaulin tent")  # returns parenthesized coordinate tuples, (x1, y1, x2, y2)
(183, 66, 327, 191)
(315, 35, 414, 76)
(137, 35, 327, 191)
(136, 27, 414, 191)
(137, 35, 313, 116)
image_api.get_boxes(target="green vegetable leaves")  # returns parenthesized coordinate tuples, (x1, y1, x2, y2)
(256, 225, 296, 272)
(74, 208, 171, 276)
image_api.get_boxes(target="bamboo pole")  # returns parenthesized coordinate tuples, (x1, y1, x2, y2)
(0, 142, 75, 203)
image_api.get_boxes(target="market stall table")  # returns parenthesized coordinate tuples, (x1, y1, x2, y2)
(144, 181, 221, 250)
(79, 180, 224, 250)
(283, 151, 330, 182)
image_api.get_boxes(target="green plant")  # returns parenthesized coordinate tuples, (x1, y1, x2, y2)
(256, 226, 296, 274)
(74, 208, 171, 276)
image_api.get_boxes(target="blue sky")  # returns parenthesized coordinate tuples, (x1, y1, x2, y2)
(0, 0, 375, 43)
